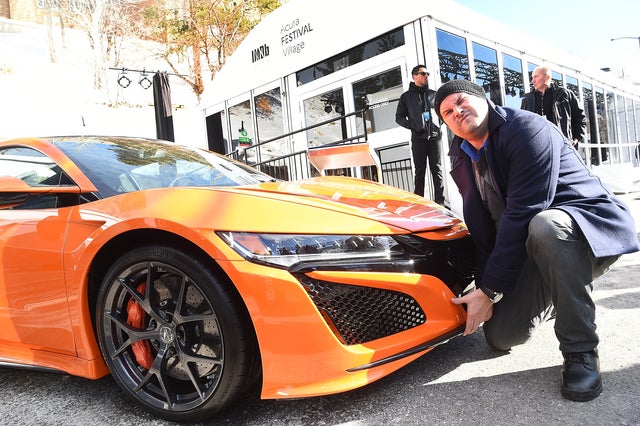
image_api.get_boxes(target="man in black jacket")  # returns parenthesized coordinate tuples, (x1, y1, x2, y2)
(395, 65, 445, 204)
(521, 65, 586, 147)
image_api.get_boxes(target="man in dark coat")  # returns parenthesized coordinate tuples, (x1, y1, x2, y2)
(395, 65, 445, 204)
(521, 65, 586, 147)
(434, 79, 639, 402)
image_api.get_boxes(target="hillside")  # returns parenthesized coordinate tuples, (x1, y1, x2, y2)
(0, 19, 206, 146)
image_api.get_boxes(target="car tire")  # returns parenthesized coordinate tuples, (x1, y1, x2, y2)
(96, 245, 258, 422)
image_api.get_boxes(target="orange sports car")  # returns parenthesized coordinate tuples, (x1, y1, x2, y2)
(0, 136, 474, 422)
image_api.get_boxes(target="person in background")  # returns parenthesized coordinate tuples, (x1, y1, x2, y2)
(521, 65, 586, 148)
(395, 65, 445, 204)
(433, 79, 639, 402)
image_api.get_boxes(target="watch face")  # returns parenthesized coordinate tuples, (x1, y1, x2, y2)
(492, 292, 504, 303)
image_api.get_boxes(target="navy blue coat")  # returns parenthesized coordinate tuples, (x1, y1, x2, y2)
(449, 101, 639, 293)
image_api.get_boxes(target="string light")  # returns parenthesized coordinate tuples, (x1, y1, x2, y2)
(109, 67, 188, 90)
(117, 70, 131, 88)
(138, 71, 153, 89)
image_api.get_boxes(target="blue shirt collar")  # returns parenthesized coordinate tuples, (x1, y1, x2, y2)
(461, 139, 488, 162)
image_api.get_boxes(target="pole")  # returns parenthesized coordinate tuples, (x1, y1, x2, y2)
(610, 36, 640, 50)
(610, 37, 640, 80)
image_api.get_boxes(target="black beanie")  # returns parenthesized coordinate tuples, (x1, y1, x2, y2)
(434, 79, 486, 120)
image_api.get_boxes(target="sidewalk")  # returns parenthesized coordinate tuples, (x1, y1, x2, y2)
(616, 191, 640, 267)
(407, 189, 640, 425)
(407, 190, 640, 425)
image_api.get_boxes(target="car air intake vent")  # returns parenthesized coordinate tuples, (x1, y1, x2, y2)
(297, 276, 426, 345)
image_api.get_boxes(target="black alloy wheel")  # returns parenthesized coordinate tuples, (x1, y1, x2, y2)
(96, 245, 258, 422)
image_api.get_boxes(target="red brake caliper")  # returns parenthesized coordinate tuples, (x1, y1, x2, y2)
(126, 283, 154, 370)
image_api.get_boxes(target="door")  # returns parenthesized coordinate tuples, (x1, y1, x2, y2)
(0, 147, 76, 356)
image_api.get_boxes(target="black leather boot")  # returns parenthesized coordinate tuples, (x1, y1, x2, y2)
(561, 350, 602, 401)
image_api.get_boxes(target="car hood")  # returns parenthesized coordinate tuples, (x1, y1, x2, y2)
(234, 176, 464, 233)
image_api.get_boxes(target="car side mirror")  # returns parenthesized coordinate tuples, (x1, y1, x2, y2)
(0, 176, 81, 209)
(0, 176, 32, 208)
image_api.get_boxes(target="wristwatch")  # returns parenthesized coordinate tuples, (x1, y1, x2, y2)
(480, 286, 503, 304)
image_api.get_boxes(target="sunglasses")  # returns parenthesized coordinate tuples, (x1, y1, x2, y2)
(415, 71, 429, 76)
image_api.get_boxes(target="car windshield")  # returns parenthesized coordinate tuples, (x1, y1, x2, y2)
(52, 137, 275, 198)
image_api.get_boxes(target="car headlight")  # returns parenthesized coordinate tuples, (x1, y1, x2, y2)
(217, 232, 400, 268)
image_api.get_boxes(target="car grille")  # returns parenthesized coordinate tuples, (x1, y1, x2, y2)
(297, 275, 426, 345)
(291, 234, 475, 346)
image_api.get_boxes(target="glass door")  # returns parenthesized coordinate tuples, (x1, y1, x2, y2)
(302, 87, 347, 148)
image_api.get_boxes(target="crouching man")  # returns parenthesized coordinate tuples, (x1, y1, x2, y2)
(434, 79, 639, 401)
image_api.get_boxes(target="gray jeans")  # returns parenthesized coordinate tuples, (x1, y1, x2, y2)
(483, 209, 619, 353)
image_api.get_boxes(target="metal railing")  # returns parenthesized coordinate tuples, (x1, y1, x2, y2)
(229, 102, 414, 189)
(381, 157, 413, 191)
(230, 108, 370, 180)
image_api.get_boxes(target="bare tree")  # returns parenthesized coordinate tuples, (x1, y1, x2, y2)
(44, 4, 58, 63)
(41, 0, 68, 63)
(49, 0, 140, 90)
(141, 0, 280, 100)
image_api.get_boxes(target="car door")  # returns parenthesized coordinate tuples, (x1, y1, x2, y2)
(0, 147, 76, 356)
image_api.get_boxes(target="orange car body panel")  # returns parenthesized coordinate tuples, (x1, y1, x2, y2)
(0, 137, 469, 399)
(219, 259, 466, 398)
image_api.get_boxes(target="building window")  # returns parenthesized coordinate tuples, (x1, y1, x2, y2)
(606, 91, 618, 150)
(352, 66, 403, 135)
(254, 87, 287, 159)
(583, 82, 605, 165)
(626, 97, 638, 162)
(617, 94, 630, 152)
(303, 88, 346, 148)
(595, 88, 612, 163)
(633, 100, 640, 166)
(566, 76, 579, 98)
(551, 70, 563, 88)
(228, 99, 254, 155)
(526, 62, 538, 91)
(473, 42, 500, 105)
(502, 53, 524, 109)
(436, 29, 470, 82)
(296, 27, 405, 86)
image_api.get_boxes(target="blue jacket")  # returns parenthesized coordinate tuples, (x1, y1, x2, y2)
(449, 101, 639, 293)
